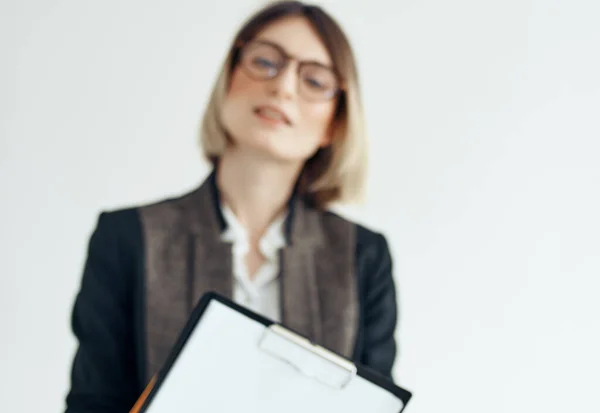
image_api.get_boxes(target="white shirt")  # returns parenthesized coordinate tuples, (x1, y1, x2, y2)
(220, 205, 287, 322)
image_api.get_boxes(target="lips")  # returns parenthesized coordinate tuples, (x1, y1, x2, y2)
(253, 105, 292, 125)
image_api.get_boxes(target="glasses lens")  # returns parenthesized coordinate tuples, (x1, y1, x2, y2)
(240, 42, 283, 79)
(239, 41, 340, 101)
(299, 64, 339, 101)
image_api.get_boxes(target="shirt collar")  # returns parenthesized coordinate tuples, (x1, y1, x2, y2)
(220, 204, 287, 261)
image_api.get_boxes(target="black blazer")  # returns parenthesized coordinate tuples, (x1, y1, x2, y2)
(64, 175, 399, 413)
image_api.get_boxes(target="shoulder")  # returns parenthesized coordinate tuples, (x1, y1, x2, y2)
(97, 186, 201, 233)
(316, 209, 395, 299)
(317, 209, 392, 260)
(98, 189, 190, 219)
(91, 207, 141, 244)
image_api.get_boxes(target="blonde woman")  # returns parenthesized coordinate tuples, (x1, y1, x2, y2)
(65, 1, 399, 411)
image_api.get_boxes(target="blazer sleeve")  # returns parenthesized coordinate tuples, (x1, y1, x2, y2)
(359, 231, 399, 379)
(65, 211, 140, 413)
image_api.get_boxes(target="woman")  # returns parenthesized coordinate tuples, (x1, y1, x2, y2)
(65, 1, 399, 412)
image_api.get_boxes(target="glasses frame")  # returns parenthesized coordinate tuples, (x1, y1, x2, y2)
(234, 39, 345, 102)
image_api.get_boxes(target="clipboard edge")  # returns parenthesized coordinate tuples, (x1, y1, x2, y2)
(131, 292, 413, 412)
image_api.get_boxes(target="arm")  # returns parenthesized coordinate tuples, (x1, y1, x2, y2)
(360, 232, 398, 379)
(65, 211, 140, 413)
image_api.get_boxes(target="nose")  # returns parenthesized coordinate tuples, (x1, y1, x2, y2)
(265, 62, 297, 100)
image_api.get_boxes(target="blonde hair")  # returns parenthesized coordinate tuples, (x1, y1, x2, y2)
(200, 1, 368, 209)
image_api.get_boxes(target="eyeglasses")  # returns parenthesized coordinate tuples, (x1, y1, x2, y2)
(236, 40, 343, 102)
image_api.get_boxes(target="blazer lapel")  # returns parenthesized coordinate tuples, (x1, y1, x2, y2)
(281, 243, 323, 345)
(139, 172, 233, 380)
(281, 198, 359, 359)
(185, 176, 233, 305)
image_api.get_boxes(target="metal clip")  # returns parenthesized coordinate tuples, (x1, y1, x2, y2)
(257, 324, 357, 390)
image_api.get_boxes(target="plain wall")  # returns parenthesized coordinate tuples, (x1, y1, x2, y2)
(1, 0, 599, 412)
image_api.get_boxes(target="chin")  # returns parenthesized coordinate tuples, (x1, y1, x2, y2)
(252, 144, 303, 163)
(242, 136, 309, 164)
(227, 122, 318, 163)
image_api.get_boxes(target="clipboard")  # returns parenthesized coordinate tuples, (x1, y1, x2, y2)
(131, 292, 412, 412)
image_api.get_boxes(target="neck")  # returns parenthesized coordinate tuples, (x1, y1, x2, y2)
(216, 146, 303, 242)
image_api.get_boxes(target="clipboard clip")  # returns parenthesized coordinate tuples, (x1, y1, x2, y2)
(257, 324, 357, 390)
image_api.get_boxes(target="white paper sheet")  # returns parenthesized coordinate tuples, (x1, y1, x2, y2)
(145, 300, 404, 413)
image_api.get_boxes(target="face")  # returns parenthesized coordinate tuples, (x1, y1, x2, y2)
(220, 17, 338, 164)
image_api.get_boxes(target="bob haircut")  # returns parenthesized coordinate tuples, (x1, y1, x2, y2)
(200, 0, 368, 209)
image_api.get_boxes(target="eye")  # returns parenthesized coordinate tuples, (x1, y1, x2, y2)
(304, 76, 328, 90)
(252, 56, 278, 68)
(300, 64, 337, 93)
(304, 78, 325, 89)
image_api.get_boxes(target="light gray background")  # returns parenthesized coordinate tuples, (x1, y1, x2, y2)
(1, 0, 599, 412)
